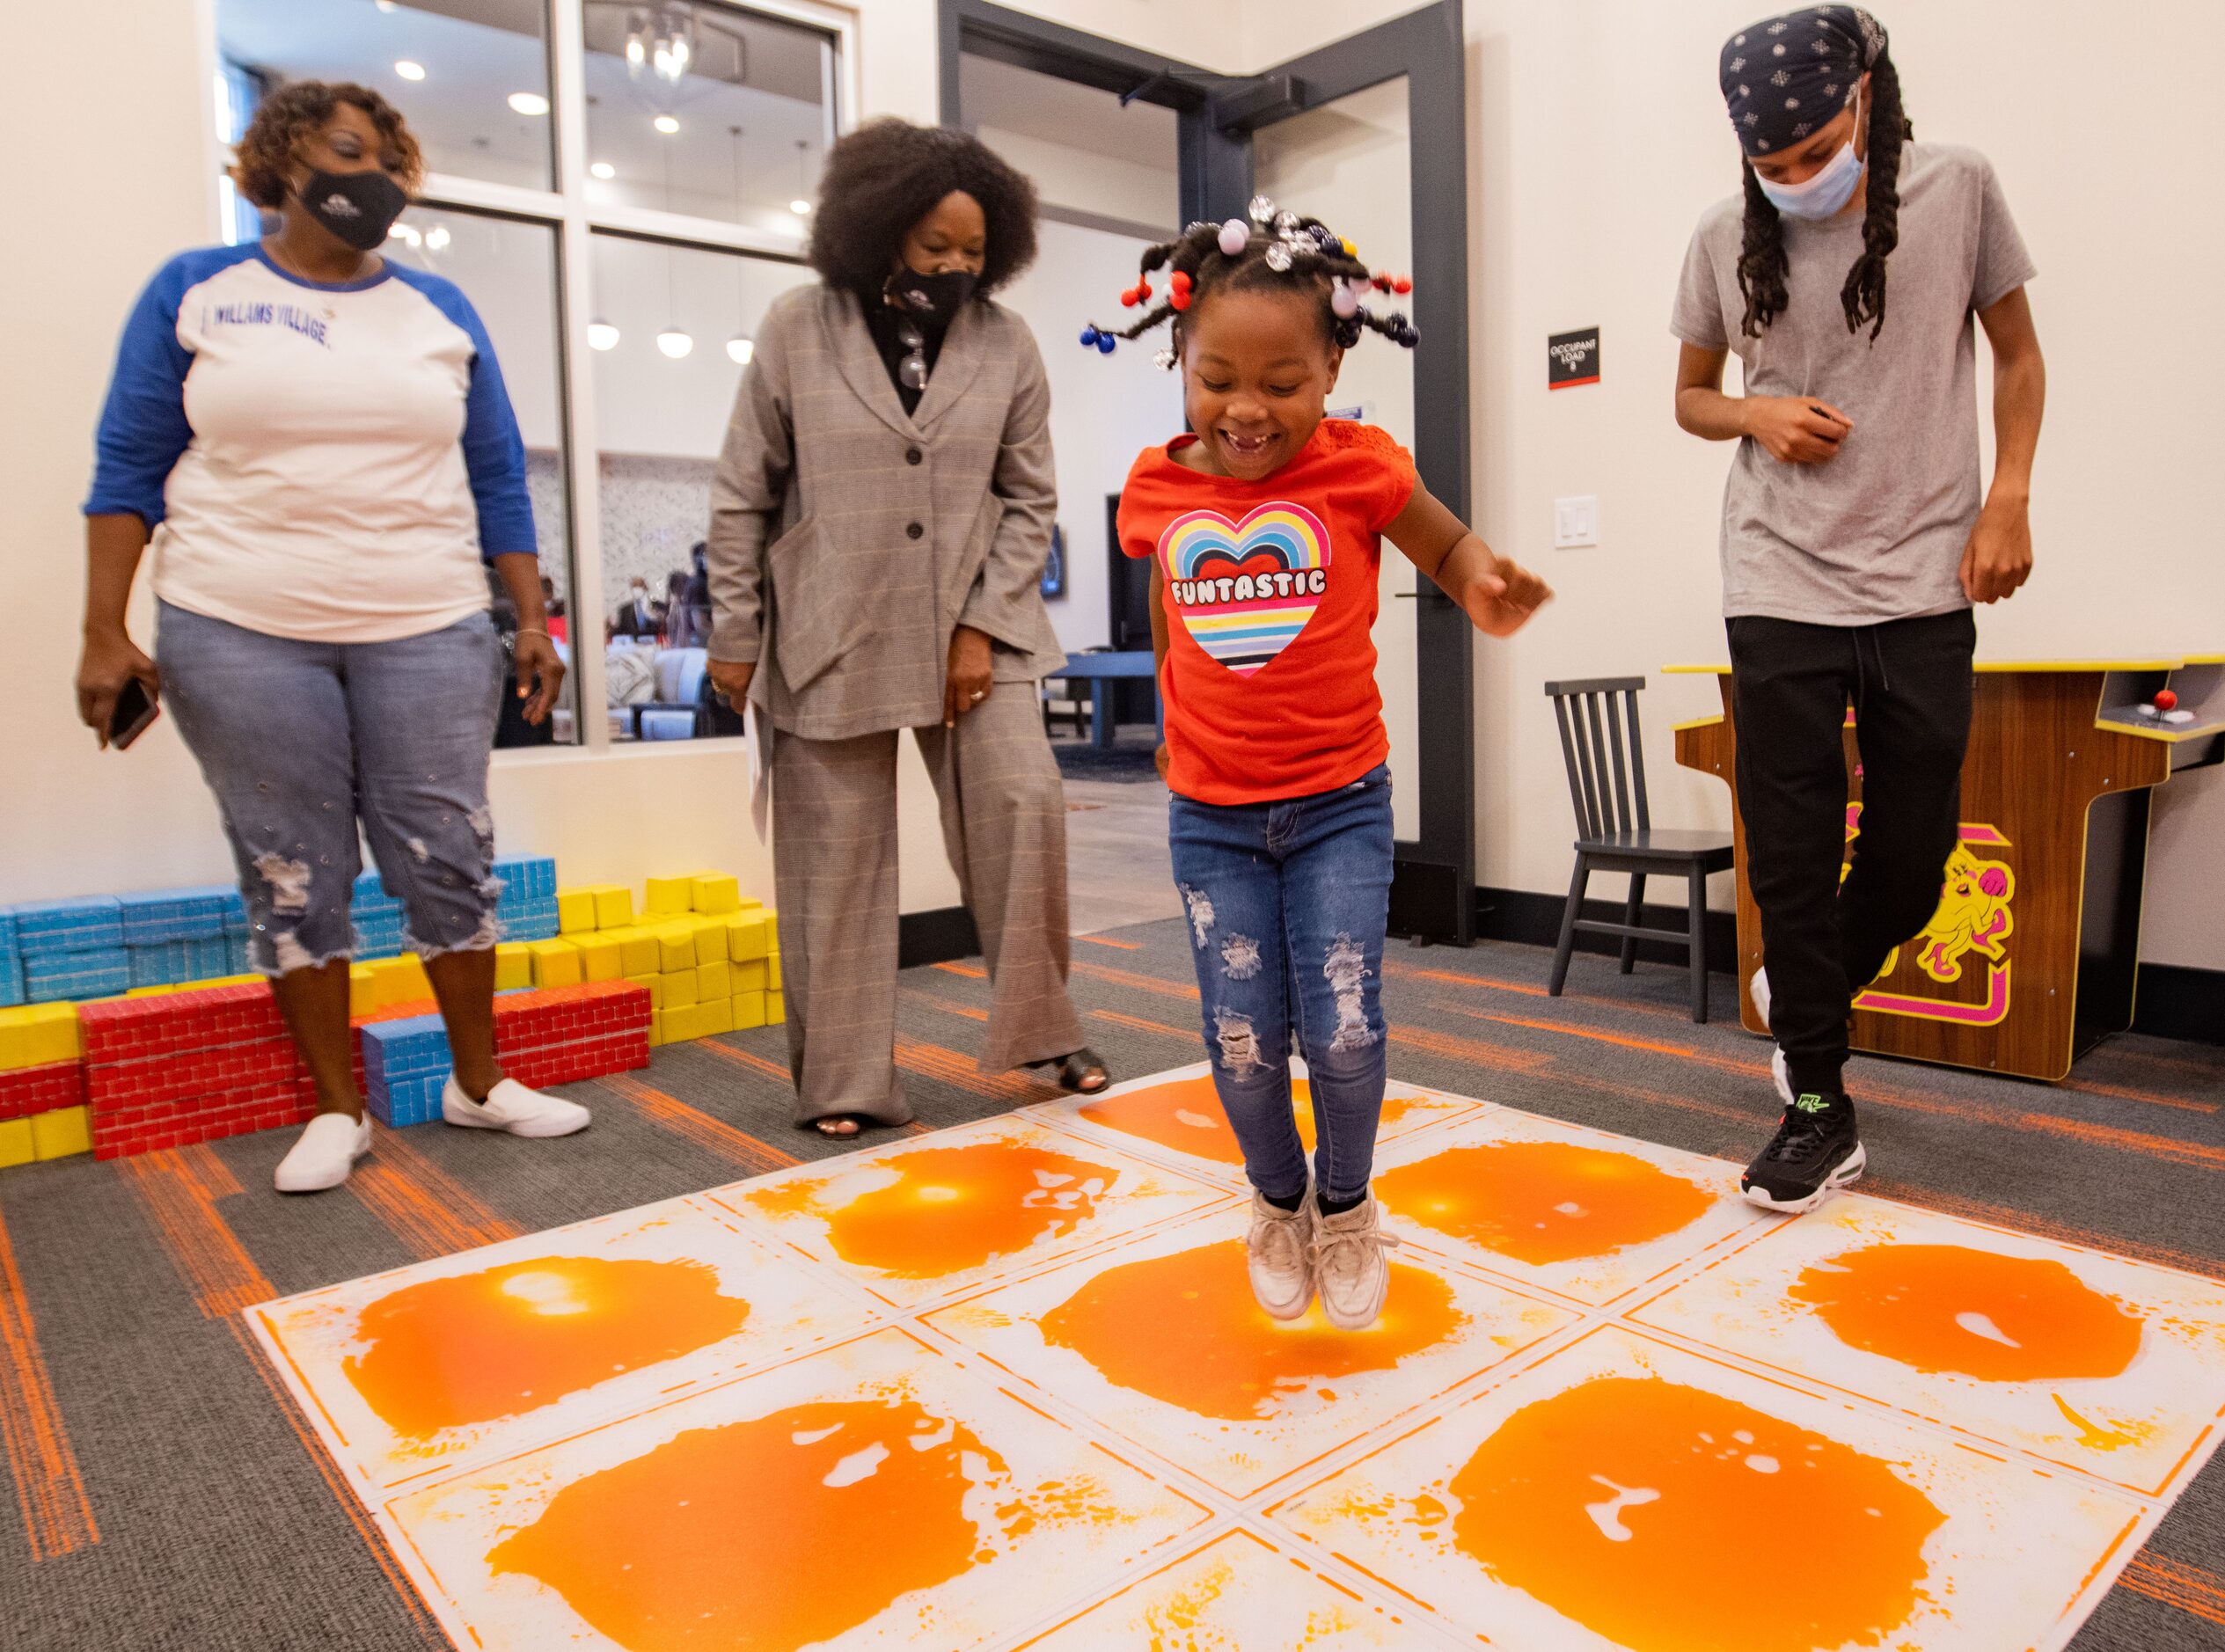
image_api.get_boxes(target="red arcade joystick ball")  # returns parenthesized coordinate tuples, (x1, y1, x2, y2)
(2155, 688, 2179, 713)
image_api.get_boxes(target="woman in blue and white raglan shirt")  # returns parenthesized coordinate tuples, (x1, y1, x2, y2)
(79, 81, 589, 1193)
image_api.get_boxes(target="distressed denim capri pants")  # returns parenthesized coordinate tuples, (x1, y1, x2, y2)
(156, 601, 508, 976)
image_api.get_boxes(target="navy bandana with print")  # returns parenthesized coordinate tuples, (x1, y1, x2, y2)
(1719, 5, 1886, 157)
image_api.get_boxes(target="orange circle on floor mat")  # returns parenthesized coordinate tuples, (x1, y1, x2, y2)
(1038, 1238, 1462, 1420)
(1790, 1243, 2142, 1381)
(1446, 1376, 1944, 1652)
(1079, 1074, 1418, 1163)
(344, 1255, 749, 1436)
(1375, 1140, 1713, 1264)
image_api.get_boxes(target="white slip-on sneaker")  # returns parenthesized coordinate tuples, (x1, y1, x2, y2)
(1246, 1190, 1316, 1321)
(1314, 1195, 1398, 1331)
(274, 1112, 372, 1194)
(1749, 967, 1773, 1033)
(442, 1075, 591, 1138)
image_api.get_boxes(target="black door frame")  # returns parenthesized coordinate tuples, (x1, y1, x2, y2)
(939, 0, 1475, 944)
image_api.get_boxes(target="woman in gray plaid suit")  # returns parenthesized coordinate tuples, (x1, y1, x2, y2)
(705, 121, 1108, 1137)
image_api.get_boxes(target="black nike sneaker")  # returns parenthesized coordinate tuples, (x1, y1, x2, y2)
(1742, 1074, 1865, 1214)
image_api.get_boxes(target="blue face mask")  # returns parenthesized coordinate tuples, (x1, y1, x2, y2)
(1757, 132, 1865, 221)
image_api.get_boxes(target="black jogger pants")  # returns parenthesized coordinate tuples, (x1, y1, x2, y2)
(1727, 610, 1977, 1097)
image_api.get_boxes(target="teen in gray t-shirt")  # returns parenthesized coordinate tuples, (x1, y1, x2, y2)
(1670, 6, 2046, 1219)
(1672, 142, 2035, 625)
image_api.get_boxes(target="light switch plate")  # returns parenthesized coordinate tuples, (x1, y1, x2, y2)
(1554, 494, 1599, 548)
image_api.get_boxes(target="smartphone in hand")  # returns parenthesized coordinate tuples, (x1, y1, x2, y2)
(108, 676, 160, 749)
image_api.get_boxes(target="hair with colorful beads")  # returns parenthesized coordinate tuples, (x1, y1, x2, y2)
(1078, 195, 1416, 365)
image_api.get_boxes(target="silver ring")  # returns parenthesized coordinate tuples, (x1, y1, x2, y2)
(970, 690, 986, 701)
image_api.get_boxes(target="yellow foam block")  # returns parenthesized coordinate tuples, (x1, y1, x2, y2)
(575, 935, 623, 983)
(662, 1002, 707, 1043)
(731, 990, 767, 1031)
(698, 996, 735, 1036)
(768, 952, 783, 991)
(628, 973, 664, 1011)
(729, 960, 768, 994)
(605, 926, 659, 977)
(31, 1106, 91, 1161)
(0, 1119, 33, 1170)
(529, 938, 582, 988)
(0, 1005, 84, 1071)
(647, 1009, 668, 1048)
(661, 969, 699, 1010)
(128, 974, 260, 998)
(688, 872, 742, 915)
(726, 912, 771, 962)
(695, 961, 731, 1001)
(692, 918, 728, 966)
(348, 964, 378, 1018)
(646, 876, 694, 916)
(654, 923, 697, 974)
(494, 942, 533, 991)
(557, 888, 599, 934)
(369, 954, 431, 1005)
(589, 884, 634, 928)
(766, 990, 785, 1024)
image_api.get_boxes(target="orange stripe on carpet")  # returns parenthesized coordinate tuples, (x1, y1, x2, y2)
(933, 961, 987, 979)
(2060, 1078, 2219, 1116)
(121, 1145, 276, 1319)
(897, 1040, 1052, 1102)
(603, 1075, 800, 1175)
(2121, 1553, 2225, 1626)
(1076, 934, 1143, 950)
(1070, 961, 1200, 1002)
(225, 1319, 448, 1646)
(0, 1202, 97, 1561)
(348, 1130, 523, 1260)
(1862, 1178, 2222, 1282)
(1388, 1024, 1557, 1075)
(900, 987, 988, 1022)
(1089, 1008, 1198, 1042)
(1383, 960, 1691, 1021)
(693, 1038, 794, 1084)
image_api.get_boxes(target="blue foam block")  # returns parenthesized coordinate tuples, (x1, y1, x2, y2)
(494, 856, 558, 903)
(362, 1013, 454, 1129)
(119, 885, 236, 945)
(26, 949, 129, 1003)
(12, 896, 124, 956)
(0, 952, 22, 1009)
(226, 933, 253, 976)
(0, 908, 16, 954)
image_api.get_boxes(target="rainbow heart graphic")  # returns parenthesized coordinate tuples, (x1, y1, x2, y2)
(1157, 502, 1333, 676)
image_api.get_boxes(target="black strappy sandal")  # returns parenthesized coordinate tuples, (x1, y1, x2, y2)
(1032, 1049, 1110, 1095)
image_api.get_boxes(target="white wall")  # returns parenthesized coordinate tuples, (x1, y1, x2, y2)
(1233, 0, 2225, 971)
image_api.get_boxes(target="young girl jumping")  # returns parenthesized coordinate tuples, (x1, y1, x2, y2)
(1094, 198, 1551, 1330)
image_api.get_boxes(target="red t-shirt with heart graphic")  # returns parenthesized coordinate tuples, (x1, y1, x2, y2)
(1117, 420, 1416, 805)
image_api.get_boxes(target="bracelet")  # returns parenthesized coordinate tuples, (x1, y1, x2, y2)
(516, 626, 549, 638)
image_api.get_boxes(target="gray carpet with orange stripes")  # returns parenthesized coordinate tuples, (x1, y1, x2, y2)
(1, 917, 2219, 1650)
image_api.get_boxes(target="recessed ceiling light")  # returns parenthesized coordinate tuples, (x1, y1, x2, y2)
(587, 320, 620, 351)
(589, 161, 616, 179)
(654, 114, 680, 134)
(424, 224, 450, 250)
(725, 336, 754, 366)
(509, 91, 550, 116)
(656, 328, 694, 359)
(394, 59, 426, 81)
(789, 198, 811, 216)
(375, 0, 398, 11)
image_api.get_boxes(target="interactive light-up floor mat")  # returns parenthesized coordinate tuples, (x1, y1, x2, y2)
(248, 1063, 2225, 1650)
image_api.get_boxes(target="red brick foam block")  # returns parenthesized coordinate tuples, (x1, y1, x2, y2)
(79, 983, 316, 1160)
(0, 1061, 85, 1123)
(494, 982, 652, 1090)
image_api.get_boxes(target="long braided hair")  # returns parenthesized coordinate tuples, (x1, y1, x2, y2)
(1080, 201, 1418, 363)
(1737, 49, 1911, 340)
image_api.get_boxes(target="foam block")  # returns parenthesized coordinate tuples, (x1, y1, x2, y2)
(0, 950, 23, 1010)
(361, 1013, 453, 1129)
(366, 954, 432, 1007)
(490, 981, 652, 1089)
(528, 938, 583, 989)
(11, 896, 124, 955)
(0, 1120, 31, 1169)
(697, 996, 735, 1036)
(0, 1005, 82, 1071)
(696, 961, 731, 1001)
(78, 982, 317, 1159)
(31, 1106, 91, 1160)
(556, 889, 597, 934)
(494, 856, 558, 903)
(0, 1059, 84, 1122)
(692, 918, 728, 966)
(26, 949, 129, 1005)
(653, 924, 696, 974)
(119, 886, 235, 946)
(645, 876, 694, 916)
(627, 973, 664, 1011)
(588, 885, 633, 928)
(607, 927, 660, 977)
(689, 873, 743, 916)
(766, 990, 785, 1023)
(661, 969, 699, 1010)
(662, 1003, 706, 1043)
(729, 960, 769, 994)
(648, 1011, 667, 1048)
(726, 912, 772, 962)
(575, 936, 622, 983)
(494, 942, 533, 990)
(732, 991, 767, 1030)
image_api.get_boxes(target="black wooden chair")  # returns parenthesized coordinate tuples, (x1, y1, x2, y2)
(1546, 677, 1734, 1021)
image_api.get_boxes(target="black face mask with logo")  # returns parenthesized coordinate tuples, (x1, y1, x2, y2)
(883, 267, 978, 326)
(297, 168, 410, 252)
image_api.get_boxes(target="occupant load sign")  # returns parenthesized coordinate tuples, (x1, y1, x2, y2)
(1548, 327, 1600, 389)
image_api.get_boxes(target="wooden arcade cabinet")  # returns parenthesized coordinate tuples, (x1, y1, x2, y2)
(1671, 657, 2223, 1081)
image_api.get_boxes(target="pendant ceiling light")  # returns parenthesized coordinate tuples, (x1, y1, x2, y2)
(725, 128, 753, 368)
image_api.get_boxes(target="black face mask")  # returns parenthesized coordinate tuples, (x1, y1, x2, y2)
(884, 267, 978, 325)
(297, 168, 410, 252)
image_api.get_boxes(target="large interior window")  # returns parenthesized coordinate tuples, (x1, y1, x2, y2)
(209, 0, 848, 748)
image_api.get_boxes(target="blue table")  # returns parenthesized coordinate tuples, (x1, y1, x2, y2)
(1047, 651, 1159, 749)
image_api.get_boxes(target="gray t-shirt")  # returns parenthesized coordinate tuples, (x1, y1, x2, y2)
(1672, 142, 2035, 625)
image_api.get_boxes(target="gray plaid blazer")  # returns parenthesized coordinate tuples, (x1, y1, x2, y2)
(705, 282, 1066, 740)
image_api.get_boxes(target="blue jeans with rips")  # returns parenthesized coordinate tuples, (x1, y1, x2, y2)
(156, 601, 506, 976)
(1167, 764, 1394, 1205)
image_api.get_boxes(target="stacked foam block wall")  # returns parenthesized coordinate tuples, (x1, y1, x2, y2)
(77, 983, 319, 1160)
(0, 1006, 90, 1169)
(527, 872, 784, 1048)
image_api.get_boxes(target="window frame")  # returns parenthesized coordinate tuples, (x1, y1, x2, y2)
(205, 0, 857, 756)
